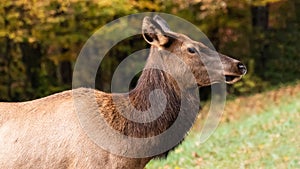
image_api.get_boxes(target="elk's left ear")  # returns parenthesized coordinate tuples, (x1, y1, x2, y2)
(142, 16, 173, 48)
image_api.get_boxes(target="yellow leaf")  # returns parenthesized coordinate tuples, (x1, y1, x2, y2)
(28, 37, 36, 43)
(0, 30, 6, 37)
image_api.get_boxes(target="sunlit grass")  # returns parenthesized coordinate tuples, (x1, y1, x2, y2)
(146, 86, 300, 169)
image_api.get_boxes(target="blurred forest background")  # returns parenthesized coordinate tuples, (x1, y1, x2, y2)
(0, 0, 299, 101)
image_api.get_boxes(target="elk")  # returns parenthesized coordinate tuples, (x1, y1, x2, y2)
(0, 15, 246, 169)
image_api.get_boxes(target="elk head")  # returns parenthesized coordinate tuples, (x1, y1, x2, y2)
(142, 15, 247, 88)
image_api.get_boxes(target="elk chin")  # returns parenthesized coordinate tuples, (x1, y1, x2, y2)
(224, 75, 242, 84)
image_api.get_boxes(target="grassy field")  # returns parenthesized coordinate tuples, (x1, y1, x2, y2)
(146, 84, 300, 169)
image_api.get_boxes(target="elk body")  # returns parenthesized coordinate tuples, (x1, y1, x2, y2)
(0, 16, 246, 169)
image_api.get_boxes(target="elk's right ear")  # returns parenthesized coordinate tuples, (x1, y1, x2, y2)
(142, 16, 171, 48)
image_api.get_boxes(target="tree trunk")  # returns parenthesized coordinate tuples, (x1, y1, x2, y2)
(59, 60, 72, 85)
(4, 37, 12, 100)
(19, 42, 42, 91)
(251, 5, 269, 78)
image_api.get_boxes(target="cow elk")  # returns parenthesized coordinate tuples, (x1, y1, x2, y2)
(0, 15, 246, 169)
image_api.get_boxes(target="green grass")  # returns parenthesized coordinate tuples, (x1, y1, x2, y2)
(146, 94, 300, 169)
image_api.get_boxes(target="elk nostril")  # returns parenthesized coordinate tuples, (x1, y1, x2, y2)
(237, 62, 247, 74)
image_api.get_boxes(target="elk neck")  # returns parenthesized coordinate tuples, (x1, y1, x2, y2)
(108, 46, 199, 138)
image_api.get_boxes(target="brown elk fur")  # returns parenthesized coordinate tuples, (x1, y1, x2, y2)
(0, 15, 246, 169)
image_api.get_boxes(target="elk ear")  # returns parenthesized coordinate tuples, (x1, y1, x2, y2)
(142, 16, 172, 48)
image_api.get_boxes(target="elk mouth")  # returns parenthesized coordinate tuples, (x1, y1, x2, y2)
(224, 75, 242, 84)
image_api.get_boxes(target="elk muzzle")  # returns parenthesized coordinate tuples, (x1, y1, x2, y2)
(221, 55, 247, 84)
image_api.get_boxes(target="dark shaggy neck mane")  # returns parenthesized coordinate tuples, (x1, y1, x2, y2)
(124, 47, 184, 137)
(127, 68, 182, 136)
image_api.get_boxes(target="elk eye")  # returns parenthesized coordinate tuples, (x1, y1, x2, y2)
(187, 47, 196, 54)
